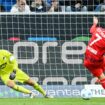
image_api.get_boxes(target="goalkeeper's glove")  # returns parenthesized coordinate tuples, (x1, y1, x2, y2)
(9, 70, 16, 80)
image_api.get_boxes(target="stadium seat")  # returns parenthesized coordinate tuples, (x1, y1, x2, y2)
(3, 1, 16, 11)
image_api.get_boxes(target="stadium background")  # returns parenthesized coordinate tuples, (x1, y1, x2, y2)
(0, 13, 104, 98)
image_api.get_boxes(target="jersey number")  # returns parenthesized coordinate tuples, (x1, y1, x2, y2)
(90, 33, 102, 46)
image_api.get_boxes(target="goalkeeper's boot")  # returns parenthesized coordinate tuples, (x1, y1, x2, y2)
(45, 94, 54, 98)
(30, 92, 36, 98)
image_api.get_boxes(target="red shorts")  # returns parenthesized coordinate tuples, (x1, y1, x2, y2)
(84, 57, 105, 77)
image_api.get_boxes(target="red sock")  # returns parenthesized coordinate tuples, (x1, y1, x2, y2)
(100, 78, 105, 89)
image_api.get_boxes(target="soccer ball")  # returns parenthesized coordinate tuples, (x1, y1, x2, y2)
(81, 89, 92, 100)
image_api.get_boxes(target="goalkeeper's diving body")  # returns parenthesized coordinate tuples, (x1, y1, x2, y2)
(0, 49, 52, 98)
(84, 16, 105, 89)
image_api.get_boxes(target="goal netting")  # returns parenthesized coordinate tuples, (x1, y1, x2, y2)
(0, 12, 104, 98)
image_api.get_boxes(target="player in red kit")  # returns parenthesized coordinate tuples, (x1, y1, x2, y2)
(84, 16, 105, 89)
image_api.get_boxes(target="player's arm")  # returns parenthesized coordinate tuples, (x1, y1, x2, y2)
(90, 16, 98, 34)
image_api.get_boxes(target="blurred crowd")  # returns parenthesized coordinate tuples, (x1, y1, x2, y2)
(0, 0, 105, 12)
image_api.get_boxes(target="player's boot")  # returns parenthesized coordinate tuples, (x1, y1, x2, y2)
(45, 94, 54, 98)
(30, 92, 36, 98)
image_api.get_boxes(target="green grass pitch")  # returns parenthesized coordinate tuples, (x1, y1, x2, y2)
(0, 98, 104, 105)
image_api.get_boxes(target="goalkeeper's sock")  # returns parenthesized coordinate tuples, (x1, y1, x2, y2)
(33, 82, 46, 96)
(13, 85, 31, 94)
(100, 78, 105, 89)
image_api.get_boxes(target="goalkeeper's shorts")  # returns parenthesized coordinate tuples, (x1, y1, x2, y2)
(0, 68, 30, 85)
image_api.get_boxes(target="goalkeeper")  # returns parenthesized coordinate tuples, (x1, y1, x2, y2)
(0, 49, 52, 98)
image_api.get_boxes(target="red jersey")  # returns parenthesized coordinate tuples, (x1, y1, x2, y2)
(85, 24, 105, 61)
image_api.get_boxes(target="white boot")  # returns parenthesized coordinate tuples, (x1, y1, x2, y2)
(30, 92, 36, 98)
(45, 94, 54, 98)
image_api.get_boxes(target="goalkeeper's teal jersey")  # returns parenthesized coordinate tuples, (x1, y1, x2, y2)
(0, 49, 18, 75)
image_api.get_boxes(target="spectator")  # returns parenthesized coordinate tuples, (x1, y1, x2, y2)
(59, 0, 70, 12)
(83, 0, 98, 11)
(100, 4, 105, 11)
(95, 0, 105, 11)
(48, 0, 62, 12)
(10, 0, 30, 13)
(0, 5, 5, 12)
(31, 0, 47, 12)
(66, 0, 87, 12)
(43, 0, 52, 7)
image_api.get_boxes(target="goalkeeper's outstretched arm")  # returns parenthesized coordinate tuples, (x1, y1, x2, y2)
(90, 16, 98, 34)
